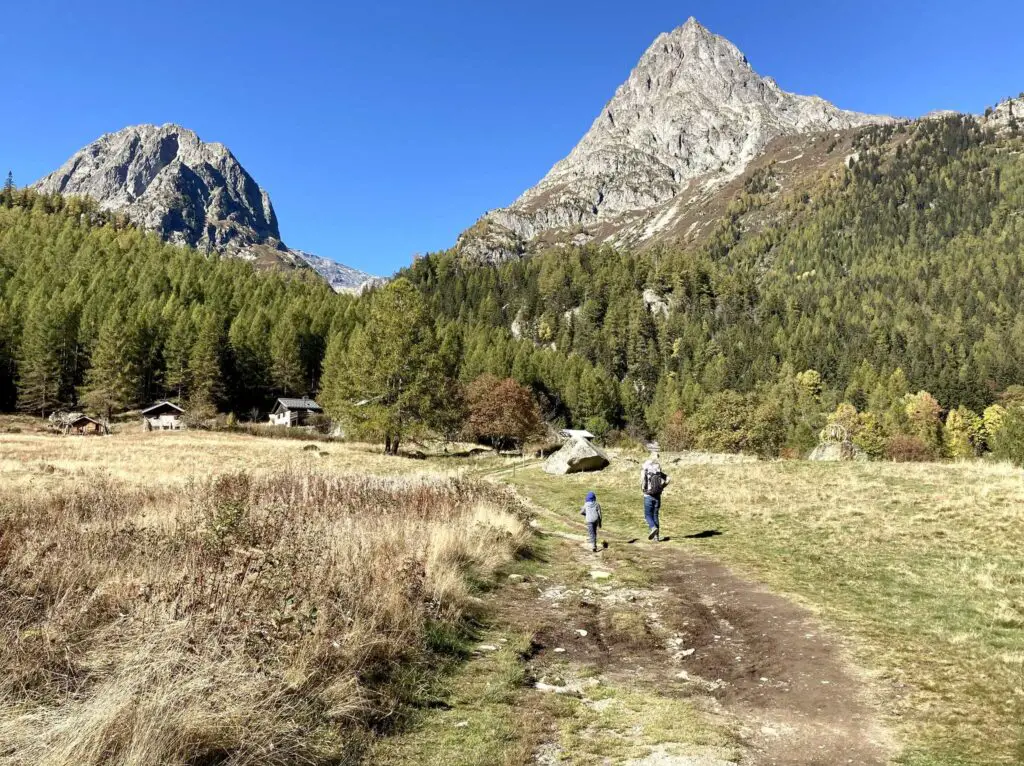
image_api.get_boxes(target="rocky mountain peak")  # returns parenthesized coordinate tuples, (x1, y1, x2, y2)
(36, 123, 282, 254)
(34, 124, 379, 291)
(457, 19, 892, 262)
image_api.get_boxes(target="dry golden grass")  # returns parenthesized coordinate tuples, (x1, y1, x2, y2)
(0, 427, 529, 765)
(0, 422, 478, 491)
(510, 455, 1024, 765)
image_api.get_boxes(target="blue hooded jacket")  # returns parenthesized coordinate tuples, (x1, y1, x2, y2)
(581, 492, 602, 524)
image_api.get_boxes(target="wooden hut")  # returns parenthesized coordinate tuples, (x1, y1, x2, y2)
(68, 415, 104, 435)
(269, 398, 323, 427)
(141, 401, 185, 431)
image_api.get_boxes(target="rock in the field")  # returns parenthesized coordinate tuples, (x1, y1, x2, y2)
(808, 440, 866, 462)
(543, 437, 610, 475)
(590, 570, 612, 581)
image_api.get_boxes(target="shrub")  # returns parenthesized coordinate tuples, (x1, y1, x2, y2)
(659, 410, 694, 451)
(690, 390, 754, 453)
(584, 414, 612, 442)
(885, 434, 939, 462)
(990, 406, 1024, 467)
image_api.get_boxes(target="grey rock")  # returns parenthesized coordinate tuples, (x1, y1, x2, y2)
(543, 437, 610, 475)
(808, 441, 866, 462)
(288, 249, 379, 293)
(33, 123, 379, 290)
(458, 18, 891, 262)
(983, 97, 1023, 133)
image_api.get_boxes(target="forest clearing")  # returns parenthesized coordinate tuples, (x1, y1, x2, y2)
(1, 423, 1021, 764)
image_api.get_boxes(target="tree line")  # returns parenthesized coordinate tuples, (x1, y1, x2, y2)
(4, 112, 1024, 461)
(0, 185, 360, 420)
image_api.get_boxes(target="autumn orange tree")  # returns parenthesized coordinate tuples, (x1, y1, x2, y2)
(466, 374, 543, 452)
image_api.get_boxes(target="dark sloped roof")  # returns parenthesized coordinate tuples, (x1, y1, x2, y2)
(141, 401, 185, 415)
(275, 398, 322, 412)
(69, 415, 101, 426)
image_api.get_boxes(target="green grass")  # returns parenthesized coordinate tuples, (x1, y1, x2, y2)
(506, 458, 1024, 765)
(368, 630, 543, 766)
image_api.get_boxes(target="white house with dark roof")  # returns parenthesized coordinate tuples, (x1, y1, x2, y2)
(141, 401, 185, 431)
(269, 398, 323, 427)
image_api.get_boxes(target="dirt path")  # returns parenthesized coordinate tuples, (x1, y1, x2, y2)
(498, 510, 895, 764)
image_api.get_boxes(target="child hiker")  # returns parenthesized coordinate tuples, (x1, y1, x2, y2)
(581, 491, 603, 552)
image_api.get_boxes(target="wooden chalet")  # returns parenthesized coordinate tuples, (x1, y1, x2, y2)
(141, 401, 185, 431)
(68, 415, 104, 435)
(269, 398, 323, 427)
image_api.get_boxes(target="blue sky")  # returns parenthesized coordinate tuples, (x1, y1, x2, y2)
(3, 1, 1023, 276)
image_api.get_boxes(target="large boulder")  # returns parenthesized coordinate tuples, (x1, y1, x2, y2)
(543, 438, 610, 475)
(808, 440, 867, 462)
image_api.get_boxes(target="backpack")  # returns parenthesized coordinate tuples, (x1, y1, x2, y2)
(643, 467, 666, 496)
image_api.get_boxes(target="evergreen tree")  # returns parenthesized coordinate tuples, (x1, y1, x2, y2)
(270, 316, 306, 396)
(80, 309, 142, 419)
(320, 278, 449, 454)
(16, 296, 67, 416)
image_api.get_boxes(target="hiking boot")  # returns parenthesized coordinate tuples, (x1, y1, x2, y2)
(648, 528, 658, 541)
(592, 545, 598, 552)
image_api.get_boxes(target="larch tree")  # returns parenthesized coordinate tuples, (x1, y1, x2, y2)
(80, 309, 142, 420)
(320, 278, 449, 455)
(16, 295, 69, 416)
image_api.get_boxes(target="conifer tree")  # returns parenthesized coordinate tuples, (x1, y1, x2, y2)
(81, 309, 142, 419)
(16, 296, 67, 416)
(320, 278, 449, 454)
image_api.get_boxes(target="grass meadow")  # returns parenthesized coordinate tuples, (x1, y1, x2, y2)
(0, 424, 527, 765)
(2, 421, 1023, 764)
(509, 456, 1024, 765)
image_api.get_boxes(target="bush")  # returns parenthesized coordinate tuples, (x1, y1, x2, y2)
(584, 414, 611, 442)
(990, 406, 1024, 467)
(885, 434, 939, 462)
(659, 410, 694, 451)
(603, 429, 647, 452)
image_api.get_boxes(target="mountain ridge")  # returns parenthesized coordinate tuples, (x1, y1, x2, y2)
(457, 18, 893, 262)
(33, 123, 379, 292)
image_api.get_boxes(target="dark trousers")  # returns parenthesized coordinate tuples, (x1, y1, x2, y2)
(586, 521, 599, 548)
(643, 494, 661, 531)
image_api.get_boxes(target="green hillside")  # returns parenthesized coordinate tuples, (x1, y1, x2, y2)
(3, 115, 1024, 460)
(400, 115, 1024, 456)
(0, 188, 360, 418)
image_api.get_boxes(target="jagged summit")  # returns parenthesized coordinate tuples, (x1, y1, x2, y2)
(34, 124, 378, 291)
(36, 124, 281, 255)
(457, 19, 892, 261)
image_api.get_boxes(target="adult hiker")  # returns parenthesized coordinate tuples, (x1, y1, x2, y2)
(580, 491, 603, 552)
(640, 452, 669, 541)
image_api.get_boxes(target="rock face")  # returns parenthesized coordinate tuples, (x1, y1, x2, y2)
(458, 18, 891, 261)
(33, 124, 378, 291)
(543, 437, 610, 475)
(287, 249, 379, 293)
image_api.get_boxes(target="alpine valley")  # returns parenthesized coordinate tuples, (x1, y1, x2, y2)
(3, 17, 1024, 461)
